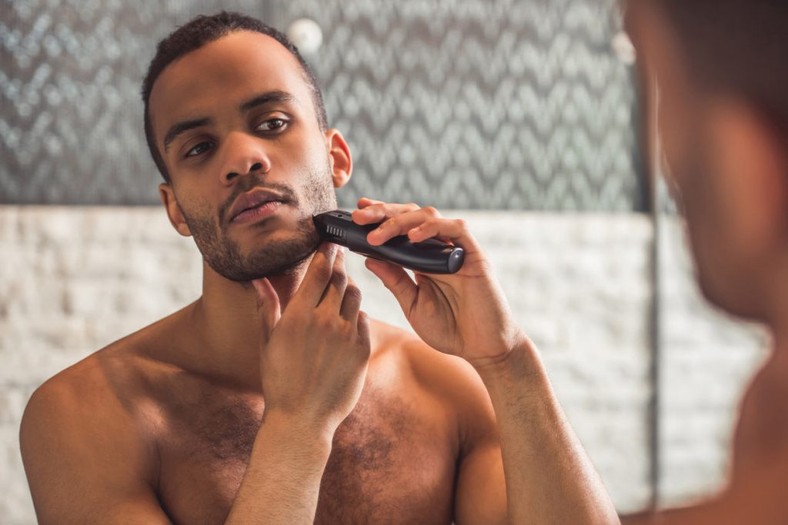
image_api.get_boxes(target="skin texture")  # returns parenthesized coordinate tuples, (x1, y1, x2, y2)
(19, 29, 618, 524)
(621, 1, 788, 524)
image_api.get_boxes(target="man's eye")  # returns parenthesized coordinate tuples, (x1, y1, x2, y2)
(257, 118, 288, 132)
(185, 142, 212, 158)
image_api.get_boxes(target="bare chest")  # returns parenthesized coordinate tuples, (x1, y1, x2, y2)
(155, 391, 457, 524)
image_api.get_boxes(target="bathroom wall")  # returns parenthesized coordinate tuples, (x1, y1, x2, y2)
(0, 208, 766, 522)
(0, 0, 768, 523)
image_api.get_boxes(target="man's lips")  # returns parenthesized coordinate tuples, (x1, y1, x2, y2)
(227, 188, 289, 224)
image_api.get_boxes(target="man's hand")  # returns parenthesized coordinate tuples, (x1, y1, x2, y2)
(355, 199, 620, 525)
(251, 243, 371, 433)
(353, 198, 526, 369)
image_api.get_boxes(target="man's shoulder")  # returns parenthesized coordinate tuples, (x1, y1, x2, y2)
(369, 317, 468, 366)
(21, 351, 117, 458)
(23, 343, 150, 434)
(365, 318, 499, 458)
(19, 328, 169, 523)
(22, 309, 188, 440)
(368, 318, 490, 404)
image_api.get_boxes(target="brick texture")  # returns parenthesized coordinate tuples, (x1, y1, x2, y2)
(0, 206, 766, 523)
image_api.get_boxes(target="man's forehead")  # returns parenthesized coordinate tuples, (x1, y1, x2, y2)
(156, 31, 304, 94)
(149, 31, 311, 133)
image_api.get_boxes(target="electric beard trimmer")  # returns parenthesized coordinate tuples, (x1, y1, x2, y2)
(313, 210, 465, 274)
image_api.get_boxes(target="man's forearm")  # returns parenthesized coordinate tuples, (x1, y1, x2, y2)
(476, 339, 620, 525)
(224, 411, 334, 525)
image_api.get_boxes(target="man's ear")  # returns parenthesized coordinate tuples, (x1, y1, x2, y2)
(708, 101, 788, 251)
(159, 183, 192, 237)
(325, 129, 352, 188)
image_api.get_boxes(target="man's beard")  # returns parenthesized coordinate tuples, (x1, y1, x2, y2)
(181, 169, 336, 282)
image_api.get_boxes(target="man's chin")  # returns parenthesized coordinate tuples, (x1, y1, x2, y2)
(197, 211, 324, 282)
(252, 244, 317, 280)
(231, 231, 322, 282)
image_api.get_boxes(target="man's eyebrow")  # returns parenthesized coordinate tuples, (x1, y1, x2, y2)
(161, 92, 296, 152)
(163, 117, 211, 152)
(240, 91, 296, 112)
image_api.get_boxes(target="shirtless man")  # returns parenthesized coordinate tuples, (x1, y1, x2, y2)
(19, 12, 617, 524)
(622, 0, 788, 523)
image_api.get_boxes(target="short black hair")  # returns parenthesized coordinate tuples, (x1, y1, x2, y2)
(141, 11, 328, 182)
(657, 0, 788, 133)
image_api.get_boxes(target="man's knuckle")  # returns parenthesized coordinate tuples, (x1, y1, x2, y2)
(384, 216, 400, 229)
(423, 206, 439, 217)
(332, 268, 348, 286)
(345, 284, 362, 303)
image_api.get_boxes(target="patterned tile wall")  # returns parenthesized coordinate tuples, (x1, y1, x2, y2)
(1, 0, 644, 210)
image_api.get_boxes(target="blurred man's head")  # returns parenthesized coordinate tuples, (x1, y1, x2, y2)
(625, 0, 788, 321)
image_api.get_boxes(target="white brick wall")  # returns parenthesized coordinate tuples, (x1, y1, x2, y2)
(0, 206, 766, 523)
(656, 218, 768, 506)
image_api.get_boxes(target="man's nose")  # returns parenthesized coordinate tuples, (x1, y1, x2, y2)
(219, 132, 271, 184)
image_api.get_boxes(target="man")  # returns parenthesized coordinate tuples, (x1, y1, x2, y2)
(621, 0, 788, 523)
(19, 12, 617, 524)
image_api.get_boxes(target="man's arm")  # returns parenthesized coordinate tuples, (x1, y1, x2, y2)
(476, 338, 617, 524)
(226, 245, 370, 523)
(354, 198, 619, 524)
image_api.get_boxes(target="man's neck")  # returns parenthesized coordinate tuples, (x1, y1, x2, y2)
(186, 257, 312, 391)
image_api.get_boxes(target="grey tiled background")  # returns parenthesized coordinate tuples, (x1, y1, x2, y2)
(1, 1, 768, 523)
(1, 0, 643, 209)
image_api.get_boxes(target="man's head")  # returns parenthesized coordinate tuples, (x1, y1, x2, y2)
(142, 11, 328, 182)
(143, 12, 351, 282)
(625, 0, 788, 320)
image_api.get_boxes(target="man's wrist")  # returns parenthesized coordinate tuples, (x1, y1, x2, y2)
(471, 334, 547, 388)
(259, 408, 337, 457)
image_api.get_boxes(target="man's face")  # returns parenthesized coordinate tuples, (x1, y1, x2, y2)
(148, 31, 344, 281)
(625, 1, 750, 312)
